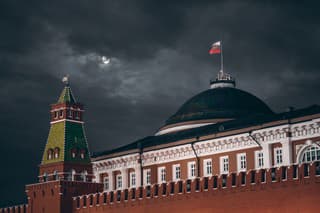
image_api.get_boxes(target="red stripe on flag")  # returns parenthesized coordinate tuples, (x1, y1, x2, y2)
(209, 48, 221, 54)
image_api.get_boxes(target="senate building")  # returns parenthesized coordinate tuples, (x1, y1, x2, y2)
(2, 70, 320, 213)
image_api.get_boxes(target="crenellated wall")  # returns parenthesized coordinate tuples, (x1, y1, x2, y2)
(73, 162, 320, 213)
(0, 204, 28, 213)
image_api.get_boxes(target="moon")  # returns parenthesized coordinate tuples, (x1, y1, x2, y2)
(101, 56, 110, 64)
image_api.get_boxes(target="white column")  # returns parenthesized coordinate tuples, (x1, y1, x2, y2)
(121, 169, 128, 189)
(135, 166, 142, 187)
(94, 167, 100, 183)
(262, 143, 272, 168)
(108, 171, 114, 191)
(281, 139, 292, 166)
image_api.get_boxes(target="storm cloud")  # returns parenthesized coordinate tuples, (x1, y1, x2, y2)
(1, 0, 320, 207)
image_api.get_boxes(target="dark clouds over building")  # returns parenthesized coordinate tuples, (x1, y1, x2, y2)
(0, 0, 320, 207)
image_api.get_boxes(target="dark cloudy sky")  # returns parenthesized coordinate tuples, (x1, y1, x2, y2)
(1, 0, 320, 207)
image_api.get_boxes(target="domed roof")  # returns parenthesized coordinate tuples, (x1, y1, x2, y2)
(165, 87, 274, 126)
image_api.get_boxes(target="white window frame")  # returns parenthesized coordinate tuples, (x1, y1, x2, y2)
(143, 169, 151, 186)
(220, 156, 229, 174)
(188, 161, 196, 179)
(129, 172, 136, 188)
(274, 147, 283, 166)
(172, 164, 181, 181)
(237, 153, 247, 172)
(116, 174, 122, 189)
(103, 177, 109, 191)
(255, 150, 264, 169)
(203, 159, 212, 177)
(158, 167, 166, 183)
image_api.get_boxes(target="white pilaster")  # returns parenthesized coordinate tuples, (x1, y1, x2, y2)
(121, 169, 128, 189)
(262, 143, 272, 168)
(108, 171, 114, 191)
(281, 139, 292, 166)
(135, 166, 142, 187)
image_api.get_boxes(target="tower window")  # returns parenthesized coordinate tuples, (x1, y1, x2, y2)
(59, 110, 63, 118)
(47, 149, 53, 160)
(71, 148, 77, 158)
(68, 110, 73, 118)
(54, 147, 60, 159)
(54, 111, 58, 118)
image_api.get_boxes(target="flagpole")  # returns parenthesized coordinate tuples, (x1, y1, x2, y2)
(221, 41, 223, 72)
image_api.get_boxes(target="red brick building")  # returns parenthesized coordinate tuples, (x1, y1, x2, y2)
(2, 72, 320, 213)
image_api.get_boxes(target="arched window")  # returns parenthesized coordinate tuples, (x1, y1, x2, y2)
(53, 170, 59, 180)
(81, 170, 88, 182)
(71, 148, 77, 158)
(47, 149, 53, 160)
(54, 147, 60, 159)
(80, 149, 86, 159)
(68, 169, 76, 181)
(43, 173, 48, 182)
(299, 145, 320, 163)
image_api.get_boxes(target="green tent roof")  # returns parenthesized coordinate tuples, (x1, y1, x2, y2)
(57, 86, 76, 104)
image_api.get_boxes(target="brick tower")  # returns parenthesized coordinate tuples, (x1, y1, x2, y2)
(25, 77, 102, 213)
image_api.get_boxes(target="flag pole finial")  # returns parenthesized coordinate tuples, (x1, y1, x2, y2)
(62, 75, 70, 86)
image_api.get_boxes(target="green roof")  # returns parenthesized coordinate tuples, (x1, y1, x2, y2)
(92, 105, 320, 158)
(42, 121, 90, 165)
(57, 86, 76, 104)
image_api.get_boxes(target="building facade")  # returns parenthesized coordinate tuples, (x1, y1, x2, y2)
(1, 72, 320, 213)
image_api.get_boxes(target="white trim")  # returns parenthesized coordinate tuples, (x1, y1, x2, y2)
(143, 169, 151, 186)
(50, 119, 84, 124)
(155, 123, 214, 135)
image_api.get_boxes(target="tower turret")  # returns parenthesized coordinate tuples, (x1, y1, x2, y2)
(39, 76, 92, 182)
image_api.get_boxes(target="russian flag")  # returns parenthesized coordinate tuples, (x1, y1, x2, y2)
(209, 41, 221, 54)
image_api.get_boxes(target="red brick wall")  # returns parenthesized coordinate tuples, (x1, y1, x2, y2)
(74, 163, 320, 213)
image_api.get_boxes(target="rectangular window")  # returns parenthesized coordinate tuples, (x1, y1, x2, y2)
(274, 148, 283, 166)
(255, 151, 264, 169)
(54, 111, 58, 118)
(220, 156, 229, 174)
(59, 110, 63, 117)
(116, 175, 122, 189)
(172, 164, 181, 181)
(143, 169, 151, 186)
(203, 159, 212, 176)
(130, 172, 136, 188)
(103, 177, 109, 191)
(158, 167, 166, 183)
(68, 110, 72, 118)
(237, 153, 246, 172)
(188, 162, 196, 179)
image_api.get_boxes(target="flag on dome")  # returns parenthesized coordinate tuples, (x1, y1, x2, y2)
(209, 41, 221, 54)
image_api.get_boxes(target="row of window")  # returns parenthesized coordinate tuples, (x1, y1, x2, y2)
(47, 148, 60, 160)
(42, 170, 88, 182)
(53, 110, 80, 119)
(102, 146, 320, 191)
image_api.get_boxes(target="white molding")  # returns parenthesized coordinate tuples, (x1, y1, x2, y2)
(155, 122, 214, 136)
(50, 119, 84, 124)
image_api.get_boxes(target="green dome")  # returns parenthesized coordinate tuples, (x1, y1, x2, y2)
(166, 87, 273, 125)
